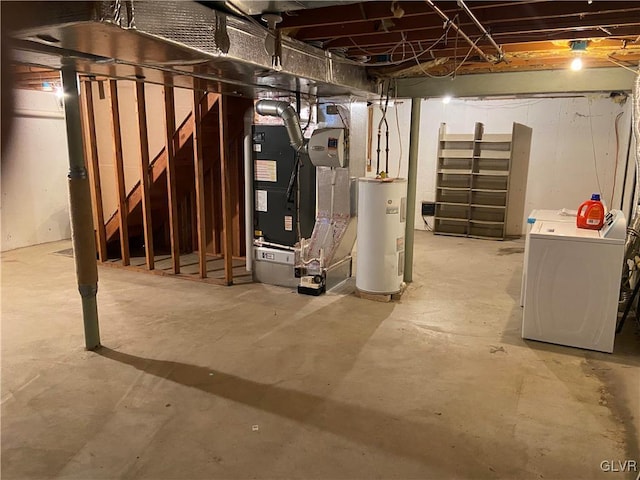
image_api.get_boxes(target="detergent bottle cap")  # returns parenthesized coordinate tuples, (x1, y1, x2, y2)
(591, 193, 601, 201)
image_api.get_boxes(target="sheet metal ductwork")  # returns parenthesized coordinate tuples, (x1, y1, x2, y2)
(6, 0, 374, 98)
(255, 100, 306, 153)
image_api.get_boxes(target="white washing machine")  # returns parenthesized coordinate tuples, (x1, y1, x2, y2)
(520, 209, 577, 307)
(522, 210, 626, 353)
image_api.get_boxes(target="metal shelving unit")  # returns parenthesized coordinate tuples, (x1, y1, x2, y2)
(434, 122, 532, 240)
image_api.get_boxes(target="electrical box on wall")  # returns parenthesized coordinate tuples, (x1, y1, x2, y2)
(421, 201, 436, 216)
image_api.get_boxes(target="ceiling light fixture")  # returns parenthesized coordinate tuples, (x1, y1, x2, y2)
(442, 95, 452, 104)
(569, 40, 588, 71)
(570, 57, 583, 71)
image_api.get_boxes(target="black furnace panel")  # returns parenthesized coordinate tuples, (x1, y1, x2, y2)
(253, 125, 316, 247)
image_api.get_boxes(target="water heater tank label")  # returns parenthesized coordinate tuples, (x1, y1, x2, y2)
(255, 160, 277, 182)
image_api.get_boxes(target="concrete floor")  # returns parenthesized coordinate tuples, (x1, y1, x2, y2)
(2, 232, 639, 479)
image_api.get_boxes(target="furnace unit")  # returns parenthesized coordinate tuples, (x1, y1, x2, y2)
(252, 125, 316, 247)
(252, 125, 316, 288)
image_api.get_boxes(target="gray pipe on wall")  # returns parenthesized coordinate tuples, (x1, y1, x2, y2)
(244, 106, 254, 272)
(61, 63, 101, 350)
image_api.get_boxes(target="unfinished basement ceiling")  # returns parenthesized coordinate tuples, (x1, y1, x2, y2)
(236, 0, 640, 78)
(6, 1, 640, 94)
(4, 1, 374, 98)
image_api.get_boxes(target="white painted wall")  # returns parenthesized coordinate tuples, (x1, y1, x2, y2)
(1, 90, 71, 251)
(374, 95, 633, 233)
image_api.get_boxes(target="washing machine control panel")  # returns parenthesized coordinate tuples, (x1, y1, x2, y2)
(601, 210, 626, 240)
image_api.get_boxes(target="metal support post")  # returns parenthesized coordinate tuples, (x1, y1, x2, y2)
(404, 97, 421, 283)
(61, 62, 101, 350)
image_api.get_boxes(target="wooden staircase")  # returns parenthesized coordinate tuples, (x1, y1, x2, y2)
(104, 92, 220, 249)
(81, 79, 252, 285)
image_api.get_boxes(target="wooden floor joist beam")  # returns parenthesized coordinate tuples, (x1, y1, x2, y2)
(108, 79, 130, 266)
(163, 85, 181, 274)
(80, 80, 108, 262)
(134, 81, 155, 270)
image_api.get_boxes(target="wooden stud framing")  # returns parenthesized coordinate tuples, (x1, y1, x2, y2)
(108, 80, 130, 266)
(192, 84, 208, 279)
(134, 81, 155, 270)
(80, 80, 108, 262)
(218, 95, 234, 285)
(163, 85, 180, 274)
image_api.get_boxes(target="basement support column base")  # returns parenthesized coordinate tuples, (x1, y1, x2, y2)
(79, 284, 100, 350)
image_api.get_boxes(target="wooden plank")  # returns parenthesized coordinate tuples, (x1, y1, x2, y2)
(230, 138, 241, 256)
(211, 134, 223, 256)
(204, 168, 215, 254)
(134, 81, 155, 270)
(192, 86, 208, 279)
(218, 95, 234, 285)
(104, 110, 195, 240)
(80, 80, 108, 262)
(163, 86, 181, 273)
(108, 80, 130, 265)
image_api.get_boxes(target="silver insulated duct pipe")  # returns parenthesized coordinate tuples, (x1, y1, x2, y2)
(255, 100, 307, 154)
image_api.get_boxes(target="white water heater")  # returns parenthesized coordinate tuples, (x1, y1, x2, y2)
(356, 178, 407, 294)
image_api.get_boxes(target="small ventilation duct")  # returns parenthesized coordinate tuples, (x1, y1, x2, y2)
(255, 100, 306, 153)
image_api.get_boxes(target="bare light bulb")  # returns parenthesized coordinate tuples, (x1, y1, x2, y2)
(570, 57, 583, 71)
(55, 86, 64, 99)
(442, 95, 452, 104)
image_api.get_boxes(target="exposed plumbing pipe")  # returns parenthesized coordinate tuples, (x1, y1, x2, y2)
(255, 100, 306, 153)
(457, 0, 505, 61)
(424, 0, 493, 64)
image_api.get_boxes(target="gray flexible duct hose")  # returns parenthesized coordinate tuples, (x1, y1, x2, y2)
(255, 100, 306, 153)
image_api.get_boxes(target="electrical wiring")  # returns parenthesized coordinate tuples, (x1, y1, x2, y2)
(394, 79, 404, 179)
(376, 80, 391, 175)
(606, 56, 640, 75)
(329, 103, 349, 130)
(336, 28, 451, 67)
(346, 33, 407, 58)
(611, 111, 624, 207)
(406, 32, 486, 79)
(587, 99, 604, 201)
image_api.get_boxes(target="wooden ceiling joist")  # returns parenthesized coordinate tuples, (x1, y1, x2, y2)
(291, 3, 640, 42)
